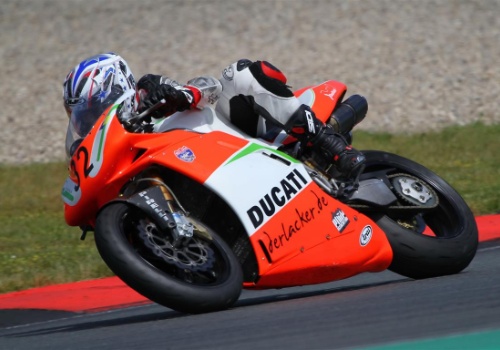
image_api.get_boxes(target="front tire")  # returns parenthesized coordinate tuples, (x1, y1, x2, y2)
(94, 202, 243, 314)
(362, 151, 478, 279)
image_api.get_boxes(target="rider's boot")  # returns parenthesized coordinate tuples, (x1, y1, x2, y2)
(287, 104, 366, 179)
(311, 124, 366, 179)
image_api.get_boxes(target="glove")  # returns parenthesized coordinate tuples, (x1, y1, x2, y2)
(137, 74, 163, 92)
(142, 84, 193, 118)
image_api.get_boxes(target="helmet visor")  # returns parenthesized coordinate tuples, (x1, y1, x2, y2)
(64, 85, 124, 158)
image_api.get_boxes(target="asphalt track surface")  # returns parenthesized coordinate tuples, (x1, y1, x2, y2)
(1, 218, 499, 350)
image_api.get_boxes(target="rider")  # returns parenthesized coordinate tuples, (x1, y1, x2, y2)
(63, 53, 365, 179)
(138, 59, 366, 179)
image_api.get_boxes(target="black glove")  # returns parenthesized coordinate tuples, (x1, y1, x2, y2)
(142, 84, 192, 118)
(137, 74, 162, 91)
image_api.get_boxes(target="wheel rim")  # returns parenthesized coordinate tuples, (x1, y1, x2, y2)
(363, 154, 467, 239)
(138, 220, 216, 272)
(121, 210, 231, 286)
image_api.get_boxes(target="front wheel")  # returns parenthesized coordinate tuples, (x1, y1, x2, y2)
(361, 151, 478, 279)
(94, 202, 243, 314)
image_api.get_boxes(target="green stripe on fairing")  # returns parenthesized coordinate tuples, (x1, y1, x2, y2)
(225, 142, 299, 165)
(96, 105, 118, 162)
(61, 188, 74, 201)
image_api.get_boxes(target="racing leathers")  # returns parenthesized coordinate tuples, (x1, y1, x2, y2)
(137, 59, 366, 179)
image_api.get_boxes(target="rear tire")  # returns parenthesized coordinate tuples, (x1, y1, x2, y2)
(94, 202, 243, 314)
(362, 151, 478, 279)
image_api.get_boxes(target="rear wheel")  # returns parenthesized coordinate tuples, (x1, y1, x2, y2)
(94, 202, 243, 314)
(361, 151, 478, 279)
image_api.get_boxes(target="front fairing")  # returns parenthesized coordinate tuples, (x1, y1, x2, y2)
(62, 90, 138, 224)
(62, 105, 120, 224)
(62, 104, 244, 227)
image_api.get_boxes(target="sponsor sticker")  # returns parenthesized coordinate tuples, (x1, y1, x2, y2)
(332, 208, 349, 233)
(174, 146, 196, 162)
(360, 225, 372, 246)
(320, 86, 338, 100)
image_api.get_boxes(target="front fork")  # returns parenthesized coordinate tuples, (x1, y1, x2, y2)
(125, 176, 194, 248)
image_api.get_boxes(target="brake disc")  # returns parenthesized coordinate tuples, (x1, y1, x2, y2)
(137, 220, 215, 272)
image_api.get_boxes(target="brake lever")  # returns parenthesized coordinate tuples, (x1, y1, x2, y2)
(119, 99, 167, 132)
(136, 98, 167, 121)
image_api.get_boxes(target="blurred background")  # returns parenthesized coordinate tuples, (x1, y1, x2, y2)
(1, 0, 499, 164)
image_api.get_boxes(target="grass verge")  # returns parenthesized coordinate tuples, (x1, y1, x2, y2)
(0, 163, 112, 294)
(0, 122, 498, 293)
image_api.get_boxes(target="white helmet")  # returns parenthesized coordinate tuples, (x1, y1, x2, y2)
(62, 52, 137, 137)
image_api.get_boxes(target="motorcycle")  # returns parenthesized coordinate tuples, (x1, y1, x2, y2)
(62, 78, 478, 314)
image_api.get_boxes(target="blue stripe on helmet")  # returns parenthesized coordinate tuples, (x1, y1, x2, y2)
(71, 54, 114, 94)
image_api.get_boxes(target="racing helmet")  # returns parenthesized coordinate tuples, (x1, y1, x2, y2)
(62, 52, 137, 139)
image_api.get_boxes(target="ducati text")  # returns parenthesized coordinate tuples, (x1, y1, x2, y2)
(247, 169, 309, 228)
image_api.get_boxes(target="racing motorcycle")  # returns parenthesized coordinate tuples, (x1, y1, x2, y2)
(62, 78, 478, 314)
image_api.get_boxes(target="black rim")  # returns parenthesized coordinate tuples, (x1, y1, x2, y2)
(363, 163, 465, 240)
(392, 189, 461, 239)
(119, 209, 231, 286)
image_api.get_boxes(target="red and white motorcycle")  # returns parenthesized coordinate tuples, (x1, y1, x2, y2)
(62, 77, 478, 314)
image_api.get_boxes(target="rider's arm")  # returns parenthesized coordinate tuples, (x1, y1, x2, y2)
(220, 60, 301, 124)
(136, 74, 201, 117)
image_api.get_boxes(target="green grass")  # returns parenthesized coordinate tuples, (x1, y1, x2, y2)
(0, 122, 499, 294)
(0, 163, 112, 294)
